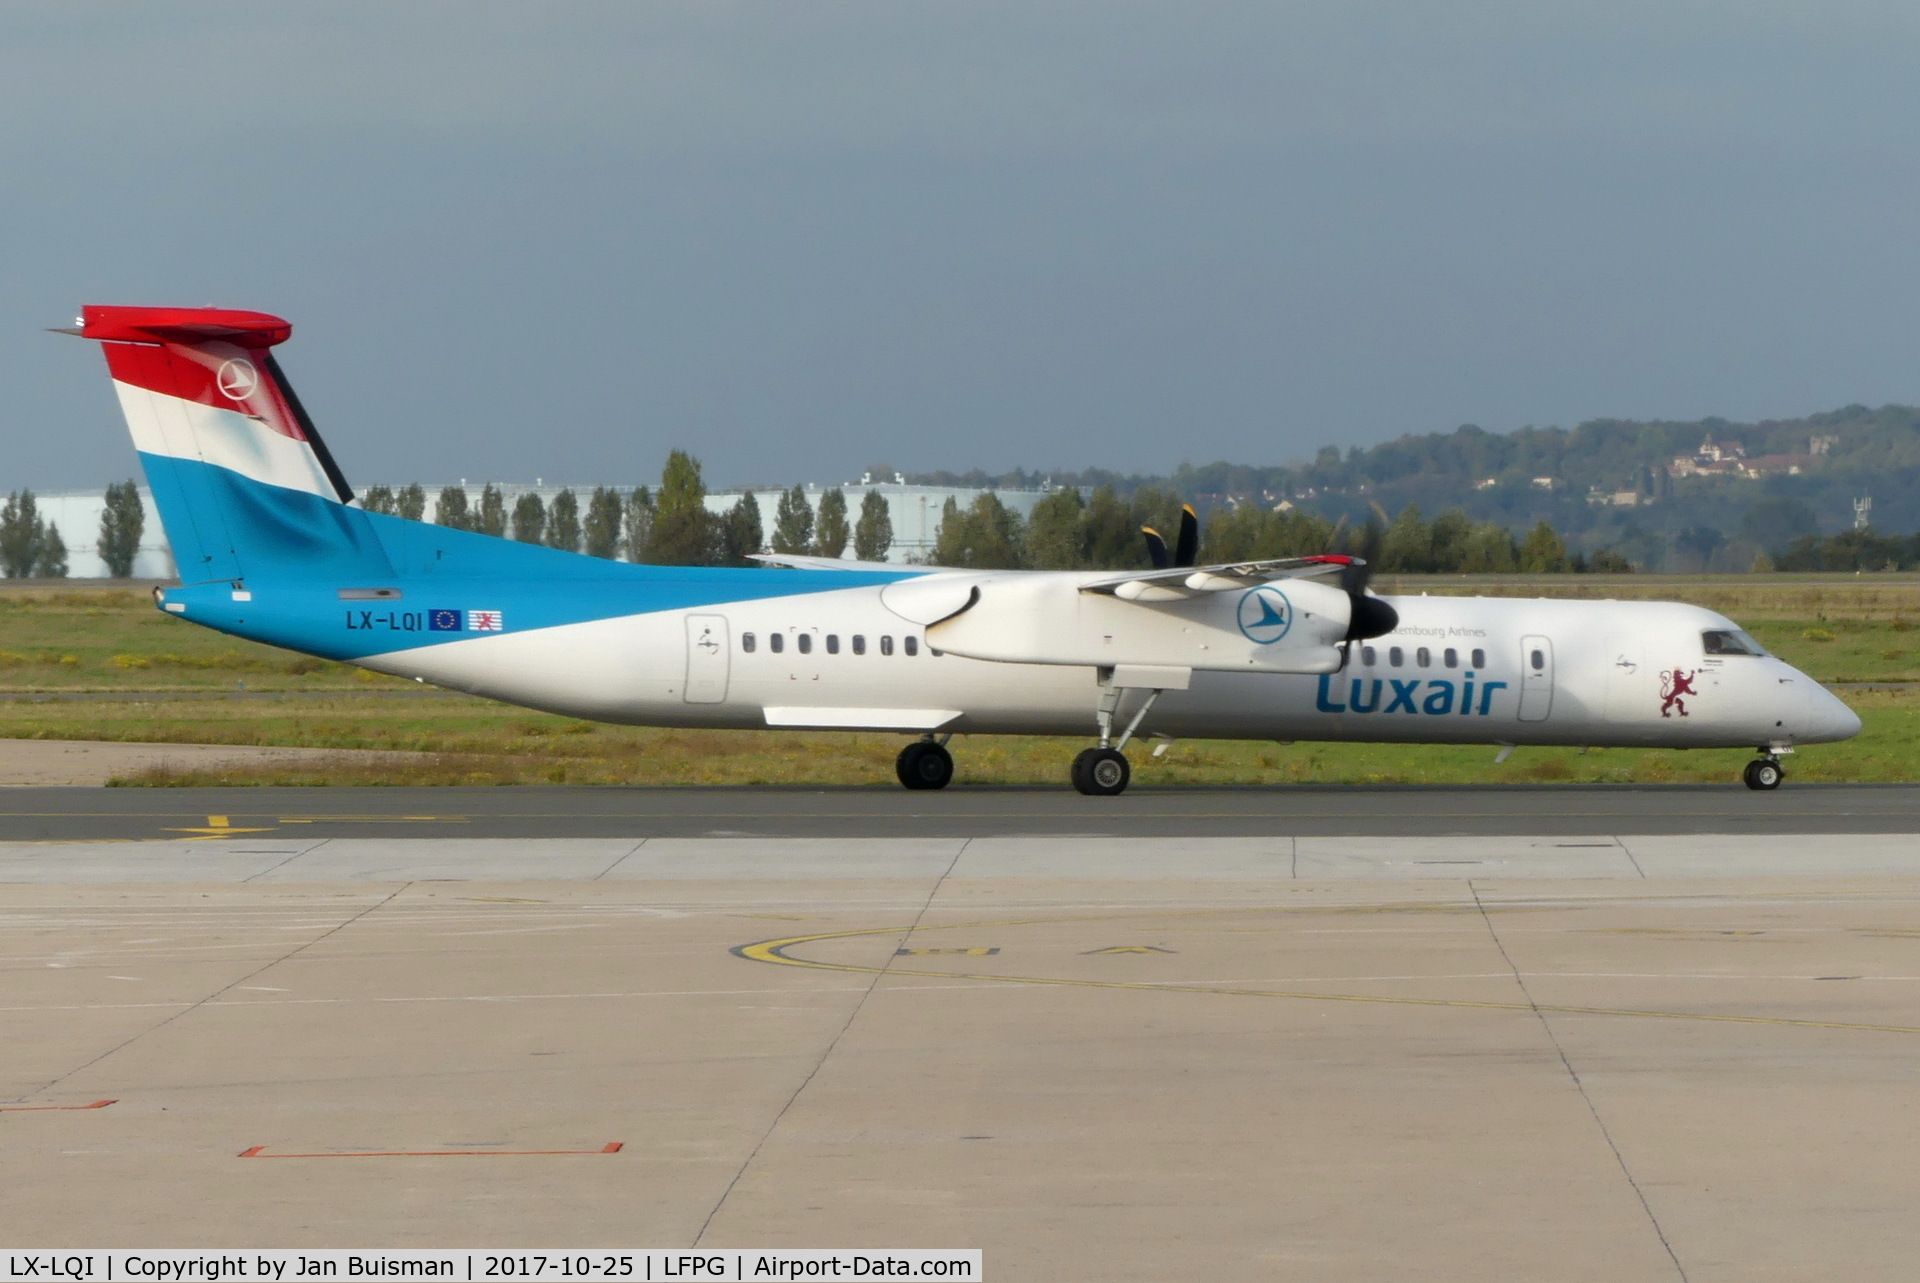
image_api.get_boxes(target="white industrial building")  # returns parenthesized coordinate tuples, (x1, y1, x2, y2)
(10, 480, 1053, 577)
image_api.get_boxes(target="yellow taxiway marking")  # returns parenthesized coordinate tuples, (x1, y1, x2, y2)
(734, 914, 1920, 1037)
(162, 814, 278, 840)
(1084, 945, 1178, 954)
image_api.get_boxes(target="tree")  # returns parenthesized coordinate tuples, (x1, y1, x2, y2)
(546, 489, 581, 552)
(434, 486, 472, 531)
(1377, 504, 1433, 573)
(647, 450, 716, 565)
(360, 485, 396, 516)
(1590, 548, 1636, 573)
(394, 484, 427, 521)
(1518, 521, 1570, 573)
(622, 486, 655, 562)
(97, 480, 144, 578)
(853, 489, 893, 562)
(720, 491, 764, 565)
(771, 485, 814, 554)
(933, 493, 1025, 568)
(36, 524, 67, 578)
(511, 492, 546, 544)
(813, 488, 849, 558)
(477, 484, 507, 536)
(584, 487, 623, 559)
(0, 491, 43, 578)
(1083, 486, 1139, 568)
(1026, 488, 1088, 569)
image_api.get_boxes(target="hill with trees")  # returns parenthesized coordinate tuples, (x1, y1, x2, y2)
(908, 403, 1920, 572)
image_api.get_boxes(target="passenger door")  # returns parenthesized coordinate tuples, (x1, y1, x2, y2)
(683, 614, 730, 704)
(1517, 634, 1554, 722)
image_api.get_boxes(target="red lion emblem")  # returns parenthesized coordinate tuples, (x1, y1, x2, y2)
(1660, 668, 1697, 718)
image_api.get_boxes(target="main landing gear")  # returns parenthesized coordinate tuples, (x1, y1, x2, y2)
(1069, 671, 1169, 797)
(896, 737, 954, 790)
(1742, 754, 1785, 791)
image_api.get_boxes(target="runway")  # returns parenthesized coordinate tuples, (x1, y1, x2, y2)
(3, 780, 1920, 840)
(7, 804, 1920, 1276)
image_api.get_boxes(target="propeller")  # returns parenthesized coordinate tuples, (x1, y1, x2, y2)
(1141, 505, 1199, 571)
(1330, 514, 1398, 662)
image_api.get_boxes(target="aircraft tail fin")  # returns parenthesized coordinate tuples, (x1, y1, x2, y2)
(75, 305, 390, 584)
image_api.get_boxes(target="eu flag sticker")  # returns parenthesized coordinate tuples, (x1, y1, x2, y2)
(428, 609, 463, 632)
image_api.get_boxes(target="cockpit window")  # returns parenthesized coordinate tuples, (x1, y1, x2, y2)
(1702, 629, 1765, 656)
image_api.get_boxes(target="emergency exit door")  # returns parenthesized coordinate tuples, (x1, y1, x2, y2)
(1517, 634, 1554, 722)
(684, 614, 730, 704)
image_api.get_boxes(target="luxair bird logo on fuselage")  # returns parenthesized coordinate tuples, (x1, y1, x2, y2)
(1236, 586, 1293, 644)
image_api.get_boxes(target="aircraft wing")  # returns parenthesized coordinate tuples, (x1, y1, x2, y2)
(1079, 555, 1358, 601)
(749, 553, 943, 573)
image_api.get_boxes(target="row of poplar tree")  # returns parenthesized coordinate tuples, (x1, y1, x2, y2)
(0, 482, 145, 579)
(361, 451, 897, 566)
(930, 486, 1634, 572)
(3, 454, 1631, 579)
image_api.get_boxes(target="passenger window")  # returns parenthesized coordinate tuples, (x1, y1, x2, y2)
(1361, 645, 1376, 666)
(1530, 648, 1545, 671)
(1471, 648, 1485, 668)
(1416, 647, 1431, 667)
(1702, 629, 1764, 656)
(826, 635, 839, 655)
(852, 635, 866, 656)
(798, 634, 812, 654)
(880, 635, 894, 656)
(1443, 648, 1457, 668)
(904, 636, 919, 656)
(741, 632, 756, 653)
(1389, 646, 1403, 667)
(769, 633, 784, 654)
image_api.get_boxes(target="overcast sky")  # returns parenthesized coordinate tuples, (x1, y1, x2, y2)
(8, 2, 1920, 491)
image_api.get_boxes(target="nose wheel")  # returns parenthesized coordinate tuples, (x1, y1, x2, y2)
(895, 740, 954, 790)
(1071, 747, 1131, 796)
(1742, 757, 1784, 790)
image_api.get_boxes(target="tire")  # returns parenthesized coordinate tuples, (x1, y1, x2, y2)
(1071, 747, 1131, 797)
(1743, 758, 1783, 791)
(896, 741, 954, 790)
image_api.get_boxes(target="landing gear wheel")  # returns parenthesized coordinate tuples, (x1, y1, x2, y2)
(1743, 758, 1784, 791)
(1071, 747, 1131, 797)
(896, 741, 954, 790)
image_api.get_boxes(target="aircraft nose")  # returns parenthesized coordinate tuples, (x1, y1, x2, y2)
(1807, 685, 1863, 743)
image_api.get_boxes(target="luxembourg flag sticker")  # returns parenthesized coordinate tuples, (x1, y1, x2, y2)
(467, 609, 505, 632)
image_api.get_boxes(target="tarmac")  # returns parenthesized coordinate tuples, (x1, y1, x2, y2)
(5, 800, 1920, 1278)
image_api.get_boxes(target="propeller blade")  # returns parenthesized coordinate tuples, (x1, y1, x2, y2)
(1174, 505, 1199, 568)
(1141, 526, 1171, 570)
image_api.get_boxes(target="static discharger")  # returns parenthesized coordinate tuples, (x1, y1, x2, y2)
(239, 1142, 623, 1158)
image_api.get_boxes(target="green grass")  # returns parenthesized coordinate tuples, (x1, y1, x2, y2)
(0, 577, 1912, 786)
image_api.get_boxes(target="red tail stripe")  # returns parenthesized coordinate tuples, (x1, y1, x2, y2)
(104, 342, 307, 443)
(82, 305, 291, 348)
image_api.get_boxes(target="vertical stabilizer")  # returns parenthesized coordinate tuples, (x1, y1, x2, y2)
(76, 305, 391, 585)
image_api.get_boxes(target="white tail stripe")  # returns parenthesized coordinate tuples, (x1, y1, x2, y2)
(113, 380, 338, 498)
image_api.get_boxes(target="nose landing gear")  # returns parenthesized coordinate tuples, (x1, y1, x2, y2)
(1742, 755, 1784, 791)
(896, 738, 954, 790)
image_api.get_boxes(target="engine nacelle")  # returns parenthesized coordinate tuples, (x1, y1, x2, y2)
(899, 572, 1350, 674)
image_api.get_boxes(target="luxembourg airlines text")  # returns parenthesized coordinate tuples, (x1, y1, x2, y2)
(1314, 672, 1510, 717)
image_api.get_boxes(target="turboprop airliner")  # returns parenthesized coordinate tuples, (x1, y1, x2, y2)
(68, 304, 1861, 795)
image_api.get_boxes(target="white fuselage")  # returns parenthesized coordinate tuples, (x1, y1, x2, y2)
(363, 589, 1862, 751)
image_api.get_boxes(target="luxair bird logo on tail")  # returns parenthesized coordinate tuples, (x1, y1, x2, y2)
(1660, 668, 1697, 718)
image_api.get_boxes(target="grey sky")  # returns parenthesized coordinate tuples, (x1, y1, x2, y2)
(7, 3, 1920, 490)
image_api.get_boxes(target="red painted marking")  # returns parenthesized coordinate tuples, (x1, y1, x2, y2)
(239, 1142, 622, 1158)
(0, 1099, 117, 1112)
